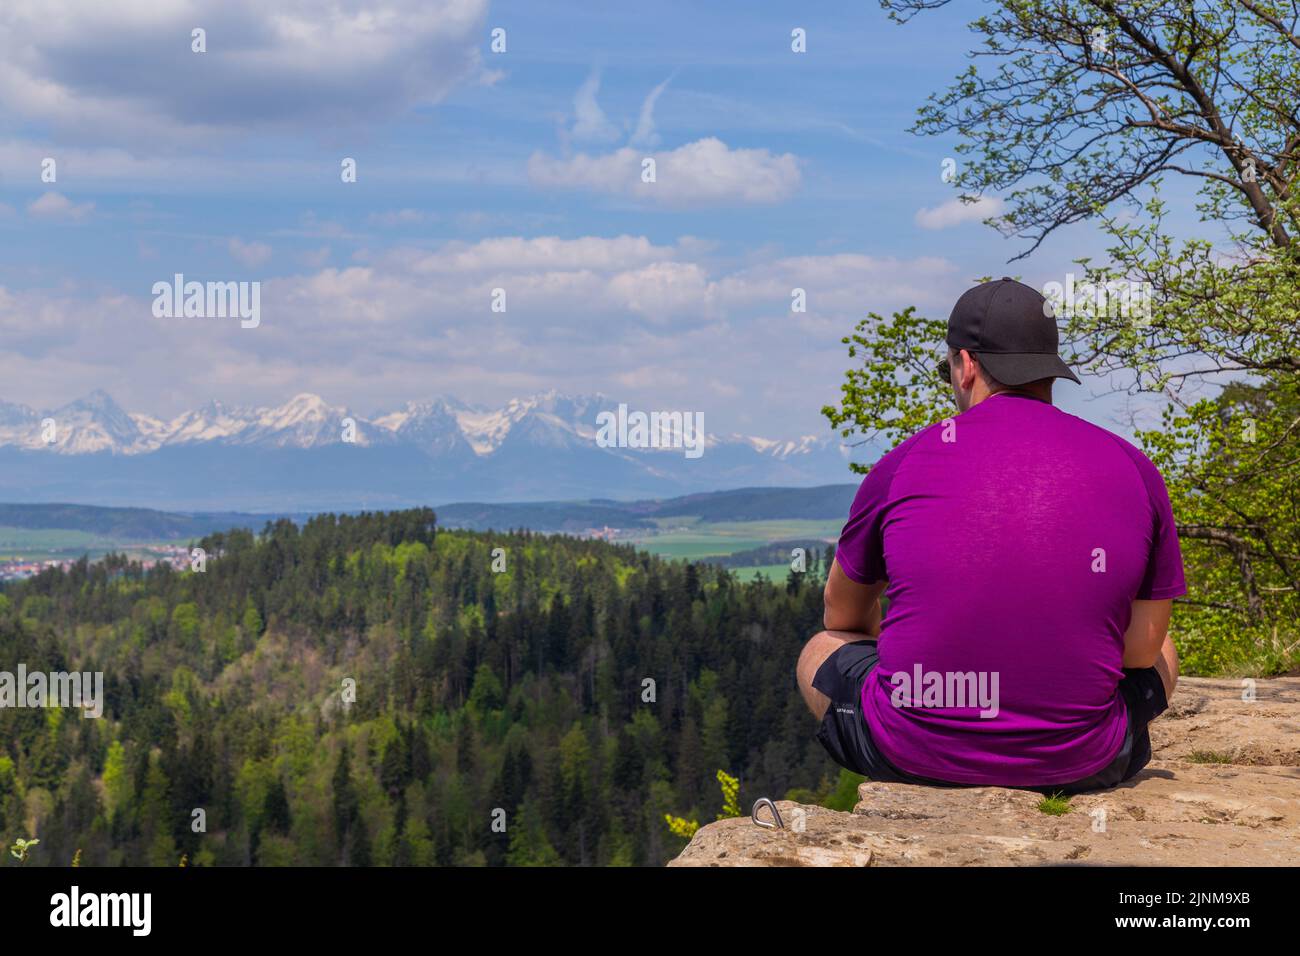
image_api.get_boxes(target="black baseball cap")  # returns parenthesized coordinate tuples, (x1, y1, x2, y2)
(946, 277, 1080, 385)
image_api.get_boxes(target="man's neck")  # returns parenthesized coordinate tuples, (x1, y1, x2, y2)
(969, 382, 1054, 408)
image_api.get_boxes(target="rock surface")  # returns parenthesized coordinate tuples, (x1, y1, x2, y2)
(670, 676, 1300, 866)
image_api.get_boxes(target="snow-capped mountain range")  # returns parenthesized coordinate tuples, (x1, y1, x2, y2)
(0, 390, 858, 510)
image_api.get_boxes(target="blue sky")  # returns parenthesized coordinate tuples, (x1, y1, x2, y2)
(0, 0, 1172, 439)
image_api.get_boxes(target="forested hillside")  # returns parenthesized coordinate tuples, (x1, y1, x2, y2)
(0, 509, 844, 866)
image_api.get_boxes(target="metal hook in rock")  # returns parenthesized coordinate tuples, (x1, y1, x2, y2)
(751, 797, 784, 830)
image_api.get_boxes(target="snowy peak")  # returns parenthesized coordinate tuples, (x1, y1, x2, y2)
(44, 390, 143, 454)
(0, 389, 861, 507)
(373, 399, 473, 457)
(235, 393, 347, 448)
(453, 392, 616, 452)
(735, 434, 829, 459)
(0, 389, 839, 463)
(0, 399, 38, 429)
(149, 399, 249, 446)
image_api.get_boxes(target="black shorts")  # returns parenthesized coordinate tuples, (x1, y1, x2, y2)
(812, 640, 1169, 795)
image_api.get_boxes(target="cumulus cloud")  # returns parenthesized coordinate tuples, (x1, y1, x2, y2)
(914, 196, 1005, 230)
(404, 234, 680, 274)
(27, 191, 94, 221)
(606, 261, 712, 321)
(0, 0, 491, 143)
(0, 235, 965, 433)
(0, 285, 113, 359)
(528, 137, 801, 206)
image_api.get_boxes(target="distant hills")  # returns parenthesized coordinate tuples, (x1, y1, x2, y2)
(0, 484, 859, 540)
(435, 484, 860, 532)
(0, 503, 306, 541)
(0, 389, 865, 509)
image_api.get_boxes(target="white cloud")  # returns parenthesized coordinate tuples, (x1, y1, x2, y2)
(0, 237, 965, 435)
(631, 75, 673, 147)
(528, 137, 801, 206)
(571, 68, 620, 143)
(397, 235, 680, 275)
(607, 261, 712, 321)
(27, 191, 94, 221)
(228, 238, 272, 268)
(0, 0, 491, 144)
(914, 196, 1005, 230)
(715, 254, 961, 314)
(0, 137, 526, 192)
(0, 284, 101, 357)
(616, 365, 689, 389)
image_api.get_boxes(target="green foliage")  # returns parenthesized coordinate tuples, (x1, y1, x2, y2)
(9, 837, 38, 863)
(467, 664, 504, 713)
(0, 511, 835, 866)
(1035, 793, 1071, 816)
(171, 602, 200, 645)
(1135, 375, 1300, 674)
(716, 770, 741, 820)
(822, 307, 951, 472)
(665, 767, 747, 840)
(822, 769, 868, 812)
(826, 0, 1300, 675)
(663, 814, 699, 840)
(1185, 750, 1234, 765)
(506, 800, 563, 866)
(241, 600, 264, 639)
(101, 741, 131, 821)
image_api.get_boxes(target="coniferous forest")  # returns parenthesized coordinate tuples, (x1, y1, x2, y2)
(0, 510, 847, 866)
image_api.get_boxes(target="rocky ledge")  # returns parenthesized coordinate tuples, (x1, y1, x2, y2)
(670, 677, 1300, 866)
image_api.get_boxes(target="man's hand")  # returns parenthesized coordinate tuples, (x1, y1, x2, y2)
(823, 558, 886, 636)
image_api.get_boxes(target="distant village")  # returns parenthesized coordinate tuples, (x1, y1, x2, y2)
(0, 545, 193, 582)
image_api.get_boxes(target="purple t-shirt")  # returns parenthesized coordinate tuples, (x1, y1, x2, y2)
(835, 393, 1186, 786)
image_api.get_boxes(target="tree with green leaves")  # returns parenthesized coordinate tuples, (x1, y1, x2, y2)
(826, 0, 1300, 673)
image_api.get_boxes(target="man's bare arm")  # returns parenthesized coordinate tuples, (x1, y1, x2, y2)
(823, 559, 887, 636)
(1122, 599, 1173, 668)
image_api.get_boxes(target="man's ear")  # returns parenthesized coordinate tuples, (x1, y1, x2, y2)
(957, 349, 980, 390)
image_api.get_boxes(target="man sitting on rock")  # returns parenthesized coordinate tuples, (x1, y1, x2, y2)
(798, 278, 1184, 794)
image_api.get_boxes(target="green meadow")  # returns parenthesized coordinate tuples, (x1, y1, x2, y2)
(627, 517, 840, 580)
(0, 526, 177, 562)
(731, 564, 800, 584)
